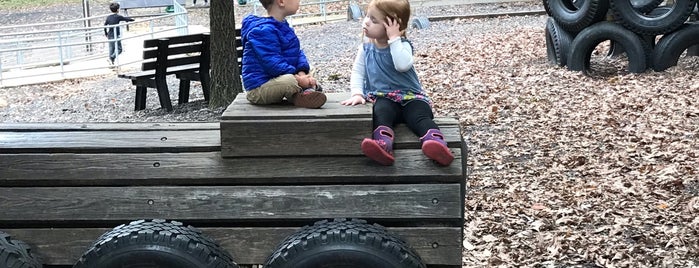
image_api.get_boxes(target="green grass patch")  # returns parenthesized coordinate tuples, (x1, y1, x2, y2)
(0, 0, 82, 10)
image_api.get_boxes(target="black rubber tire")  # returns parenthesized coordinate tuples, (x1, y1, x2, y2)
(545, 17, 575, 66)
(567, 21, 649, 74)
(631, 0, 664, 13)
(688, 44, 699, 56)
(547, 0, 610, 32)
(543, 0, 553, 16)
(607, 34, 655, 58)
(73, 219, 238, 268)
(264, 218, 426, 268)
(611, 0, 697, 35)
(652, 23, 699, 71)
(0, 231, 42, 268)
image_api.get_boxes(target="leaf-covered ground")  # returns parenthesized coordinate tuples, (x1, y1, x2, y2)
(416, 18, 699, 267)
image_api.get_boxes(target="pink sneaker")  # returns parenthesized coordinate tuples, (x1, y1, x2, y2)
(420, 129, 454, 166)
(361, 126, 395, 166)
(292, 90, 326, 108)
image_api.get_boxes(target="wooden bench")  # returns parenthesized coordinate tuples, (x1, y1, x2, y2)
(119, 29, 242, 111)
(0, 93, 467, 267)
(118, 33, 211, 111)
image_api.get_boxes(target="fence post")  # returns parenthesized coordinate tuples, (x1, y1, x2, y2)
(82, 0, 93, 52)
(57, 31, 65, 78)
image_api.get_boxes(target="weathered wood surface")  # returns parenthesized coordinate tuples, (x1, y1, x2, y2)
(0, 184, 462, 221)
(220, 93, 463, 157)
(0, 150, 463, 186)
(220, 93, 372, 157)
(0, 130, 219, 153)
(0, 119, 459, 154)
(0, 110, 466, 267)
(0, 122, 220, 131)
(221, 93, 371, 120)
(4, 227, 462, 266)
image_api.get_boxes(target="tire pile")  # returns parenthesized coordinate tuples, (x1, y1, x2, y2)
(544, 0, 699, 73)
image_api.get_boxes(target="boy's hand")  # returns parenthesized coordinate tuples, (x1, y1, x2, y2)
(294, 74, 316, 89)
(384, 17, 401, 41)
(340, 94, 366, 106)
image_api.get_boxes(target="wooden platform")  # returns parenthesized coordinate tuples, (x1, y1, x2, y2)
(0, 93, 467, 267)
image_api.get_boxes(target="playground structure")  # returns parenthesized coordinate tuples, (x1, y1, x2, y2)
(0, 93, 467, 267)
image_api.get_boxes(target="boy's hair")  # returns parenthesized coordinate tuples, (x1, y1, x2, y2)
(109, 2, 120, 12)
(257, 0, 275, 10)
(369, 0, 411, 34)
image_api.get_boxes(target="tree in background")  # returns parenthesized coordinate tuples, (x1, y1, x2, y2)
(209, 0, 242, 108)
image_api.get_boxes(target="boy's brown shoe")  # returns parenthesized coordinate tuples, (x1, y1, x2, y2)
(292, 90, 326, 108)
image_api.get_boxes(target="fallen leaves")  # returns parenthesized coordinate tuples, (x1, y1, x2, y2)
(416, 16, 698, 267)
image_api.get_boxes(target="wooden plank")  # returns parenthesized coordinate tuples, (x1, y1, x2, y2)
(0, 130, 220, 153)
(0, 184, 462, 221)
(221, 117, 371, 157)
(5, 226, 462, 266)
(0, 122, 220, 131)
(0, 149, 463, 186)
(0, 122, 460, 154)
(221, 93, 372, 120)
(221, 118, 461, 157)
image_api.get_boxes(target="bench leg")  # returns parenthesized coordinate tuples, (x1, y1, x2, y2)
(155, 78, 173, 111)
(200, 71, 211, 102)
(178, 79, 191, 104)
(135, 86, 147, 111)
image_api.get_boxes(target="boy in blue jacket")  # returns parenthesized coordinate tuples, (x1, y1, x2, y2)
(241, 0, 326, 108)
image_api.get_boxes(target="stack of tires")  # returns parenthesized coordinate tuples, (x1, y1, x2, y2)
(544, 0, 699, 73)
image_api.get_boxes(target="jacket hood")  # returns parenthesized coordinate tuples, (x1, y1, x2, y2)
(241, 15, 279, 42)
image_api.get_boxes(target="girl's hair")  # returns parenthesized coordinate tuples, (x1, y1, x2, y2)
(368, 0, 411, 37)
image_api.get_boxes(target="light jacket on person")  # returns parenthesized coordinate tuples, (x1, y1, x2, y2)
(241, 15, 310, 91)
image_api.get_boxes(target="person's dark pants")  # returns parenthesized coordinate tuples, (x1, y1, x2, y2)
(372, 97, 438, 137)
(108, 39, 122, 62)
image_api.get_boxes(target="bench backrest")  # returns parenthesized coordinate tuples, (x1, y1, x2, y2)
(140, 33, 210, 77)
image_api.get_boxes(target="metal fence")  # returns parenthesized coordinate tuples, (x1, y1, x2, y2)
(249, 0, 354, 25)
(0, 0, 189, 86)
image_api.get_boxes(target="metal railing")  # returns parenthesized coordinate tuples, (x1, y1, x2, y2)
(249, 0, 353, 25)
(0, 0, 189, 87)
(0, 0, 361, 87)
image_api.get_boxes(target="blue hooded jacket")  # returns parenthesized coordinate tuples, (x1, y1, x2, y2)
(241, 15, 310, 91)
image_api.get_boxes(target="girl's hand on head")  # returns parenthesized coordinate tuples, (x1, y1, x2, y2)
(384, 17, 401, 40)
(340, 94, 366, 106)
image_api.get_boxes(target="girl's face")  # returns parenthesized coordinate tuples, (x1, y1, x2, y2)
(362, 6, 388, 40)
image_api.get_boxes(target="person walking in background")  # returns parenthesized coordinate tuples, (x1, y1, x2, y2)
(340, 0, 454, 166)
(240, 0, 326, 108)
(104, 2, 134, 65)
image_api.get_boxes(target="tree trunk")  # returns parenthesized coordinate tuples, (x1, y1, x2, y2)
(208, 0, 242, 108)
